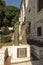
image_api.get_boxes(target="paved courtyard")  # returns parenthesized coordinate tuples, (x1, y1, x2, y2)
(4, 56, 43, 65)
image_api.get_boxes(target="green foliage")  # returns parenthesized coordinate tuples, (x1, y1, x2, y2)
(5, 6, 20, 26)
(1, 34, 12, 43)
(0, 5, 20, 27)
(0, 0, 6, 6)
(0, 9, 5, 26)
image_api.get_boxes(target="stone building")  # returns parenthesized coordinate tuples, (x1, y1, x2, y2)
(19, 0, 43, 42)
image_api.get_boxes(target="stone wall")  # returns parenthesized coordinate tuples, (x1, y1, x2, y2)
(19, 0, 43, 41)
(11, 45, 30, 63)
(26, 0, 43, 41)
(31, 45, 43, 59)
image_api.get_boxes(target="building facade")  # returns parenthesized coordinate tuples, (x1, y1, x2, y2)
(19, 0, 43, 42)
(26, 0, 43, 41)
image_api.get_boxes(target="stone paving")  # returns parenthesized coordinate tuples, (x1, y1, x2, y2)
(4, 56, 43, 65)
(39, 59, 43, 65)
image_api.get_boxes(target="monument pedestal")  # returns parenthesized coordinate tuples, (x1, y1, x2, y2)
(11, 45, 31, 63)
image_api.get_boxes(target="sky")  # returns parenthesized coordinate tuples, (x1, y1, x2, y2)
(5, 0, 21, 8)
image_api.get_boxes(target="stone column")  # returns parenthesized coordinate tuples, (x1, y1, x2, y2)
(19, 23, 22, 44)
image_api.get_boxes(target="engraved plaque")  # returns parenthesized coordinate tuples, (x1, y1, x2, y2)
(17, 48, 27, 58)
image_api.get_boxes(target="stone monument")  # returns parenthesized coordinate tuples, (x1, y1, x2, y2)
(11, 19, 31, 63)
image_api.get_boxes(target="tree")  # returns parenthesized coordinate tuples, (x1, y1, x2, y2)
(0, 10, 5, 27)
(0, 5, 20, 27)
(0, 0, 6, 6)
(5, 6, 20, 26)
(0, 0, 6, 27)
(4, 17, 8, 26)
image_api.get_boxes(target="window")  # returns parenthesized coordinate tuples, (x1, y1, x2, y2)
(28, 22, 31, 33)
(28, 9, 31, 13)
(38, 0, 43, 12)
(37, 27, 42, 36)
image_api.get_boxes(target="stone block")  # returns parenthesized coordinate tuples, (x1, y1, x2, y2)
(31, 45, 43, 59)
(0, 47, 8, 65)
(11, 45, 30, 63)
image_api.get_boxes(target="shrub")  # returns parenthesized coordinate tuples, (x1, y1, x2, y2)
(1, 34, 12, 43)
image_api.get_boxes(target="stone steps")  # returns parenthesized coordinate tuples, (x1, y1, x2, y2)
(12, 61, 40, 65)
(5, 57, 40, 65)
